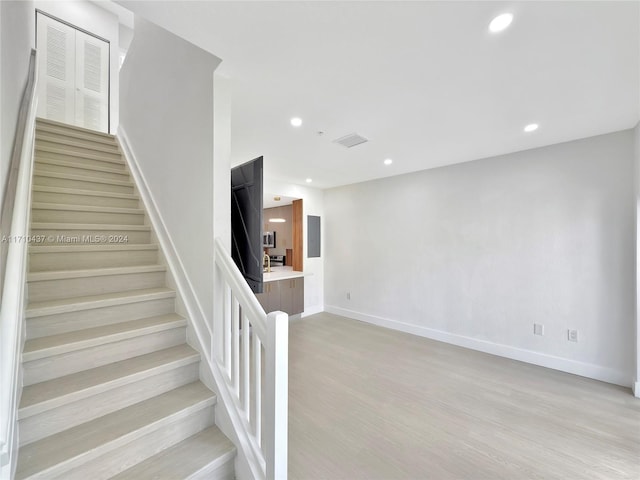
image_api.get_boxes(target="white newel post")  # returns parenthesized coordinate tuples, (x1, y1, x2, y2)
(265, 311, 289, 480)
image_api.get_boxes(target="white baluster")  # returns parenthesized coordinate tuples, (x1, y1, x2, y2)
(231, 296, 240, 393)
(253, 335, 262, 447)
(223, 283, 231, 374)
(242, 314, 250, 416)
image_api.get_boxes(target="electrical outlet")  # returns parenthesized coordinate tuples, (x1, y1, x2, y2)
(346, 292, 351, 300)
(568, 329, 578, 342)
(533, 323, 544, 336)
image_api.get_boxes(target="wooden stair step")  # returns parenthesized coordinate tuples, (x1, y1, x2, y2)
(22, 314, 187, 362)
(15, 382, 216, 480)
(18, 343, 201, 447)
(19, 343, 200, 419)
(35, 133, 121, 154)
(28, 244, 159, 271)
(33, 171, 133, 188)
(29, 223, 151, 245)
(28, 264, 166, 282)
(33, 170, 134, 194)
(27, 265, 167, 302)
(35, 144, 122, 163)
(32, 185, 138, 202)
(31, 203, 146, 226)
(35, 157, 129, 179)
(36, 117, 116, 141)
(112, 426, 236, 480)
(32, 203, 144, 216)
(26, 287, 174, 318)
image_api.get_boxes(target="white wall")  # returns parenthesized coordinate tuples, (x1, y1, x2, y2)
(213, 73, 231, 251)
(325, 130, 636, 387)
(34, 0, 120, 133)
(0, 0, 35, 211)
(264, 178, 324, 316)
(635, 122, 640, 397)
(119, 17, 220, 323)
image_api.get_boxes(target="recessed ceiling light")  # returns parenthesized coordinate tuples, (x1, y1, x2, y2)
(524, 123, 539, 133)
(269, 218, 286, 223)
(384, 158, 393, 166)
(290, 117, 302, 127)
(305, 178, 313, 183)
(489, 13, 513, 33)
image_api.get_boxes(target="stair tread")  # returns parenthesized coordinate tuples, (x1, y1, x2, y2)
(36, 117, 116, 140)
(35, 145, 124, 165)
(23, 313, 187, 360)
(32, 185, 138, 200)
(15, 382, 215, 480)
(31, 222, 151, 231)
(28, 264, 166, 282)
(112, 426, 235, 480)
(35, 126, 118, 147)
(35, 157, 127, 175)
(19, 343, 199, 416)
(36, 134, 120, 153)
(34, 170, 133, 186)
(26, 287, 175, 318)
(32, 202, 144, 215)
(30, 243, 158, 253)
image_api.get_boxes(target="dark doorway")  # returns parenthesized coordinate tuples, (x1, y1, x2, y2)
(231, 157, 264, 294)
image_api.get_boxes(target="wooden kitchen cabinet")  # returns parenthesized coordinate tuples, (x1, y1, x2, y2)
(256, 278, 304, 315)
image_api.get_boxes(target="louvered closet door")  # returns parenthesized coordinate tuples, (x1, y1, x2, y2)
(75, 31, 109, 132)
(36, 14, 76, 125)
(36, 12, 109, 133)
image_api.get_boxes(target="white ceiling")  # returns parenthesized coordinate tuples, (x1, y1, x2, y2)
(118, 1, 639, 189)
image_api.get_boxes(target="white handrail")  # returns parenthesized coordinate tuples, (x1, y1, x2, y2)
(0, 49, 38, 477)
(213, 237, 288, 480)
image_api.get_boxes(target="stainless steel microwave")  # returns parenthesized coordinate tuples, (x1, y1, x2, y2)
(263, 231, 276, 248)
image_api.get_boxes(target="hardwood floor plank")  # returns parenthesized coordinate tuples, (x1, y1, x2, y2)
(288, 313, 640, 480)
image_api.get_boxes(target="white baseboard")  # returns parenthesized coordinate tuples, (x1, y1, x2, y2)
(634, 382, 640, 398)
(117, 127, 209, 340)
(325, 305, 632, 388)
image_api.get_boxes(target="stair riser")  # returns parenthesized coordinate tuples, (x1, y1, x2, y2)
(31, 209, 145, 226)
(35, 140, 122, 162)
(32, 191, 140, 209)
(36, 152, 125, 170)
(29, 249, 158, 272)
(33, 175, 134, 195)
(26, 298, 176, 339)
(35, 135, 120, 154)
(35, 163, 130, 182)
(19, 362, 200, 446)
(191, 458, 235, 480)
(35, 122, 116, 146)
(30, 229, 151, 246)
(29, 271, 167, 302)
(47, 406, 215, 480)
(23, 327, 187, 386)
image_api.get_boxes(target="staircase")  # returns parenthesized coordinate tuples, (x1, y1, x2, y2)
(14, 118, 236, 479)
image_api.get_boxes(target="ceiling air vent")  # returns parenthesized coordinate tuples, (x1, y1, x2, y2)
(333, 133, 368, 148)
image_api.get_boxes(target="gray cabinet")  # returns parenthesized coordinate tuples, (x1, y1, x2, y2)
(256, 278, 304, 315)
(256, 281, 280, 313)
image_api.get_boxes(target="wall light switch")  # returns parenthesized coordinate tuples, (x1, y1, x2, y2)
(568, 329, 578, 342)
(346, 292, 351, 300)
(533, 323, 544, 336)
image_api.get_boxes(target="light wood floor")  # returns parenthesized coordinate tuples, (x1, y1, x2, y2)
(288, 313, 640, 480)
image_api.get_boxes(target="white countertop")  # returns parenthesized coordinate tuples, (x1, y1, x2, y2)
(263, 266, 307, 282)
